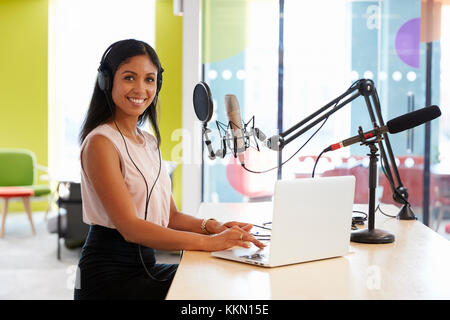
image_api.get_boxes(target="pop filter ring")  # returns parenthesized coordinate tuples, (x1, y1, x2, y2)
(193, 81, 214, 124)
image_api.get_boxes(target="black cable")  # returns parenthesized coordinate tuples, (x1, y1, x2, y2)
(117, 124, 168, 283)
(117, 129, 168, 282)
(253, 224, 272, 231)
(310, 80, 368, 178)
(351, 210, 367, 230)
(351, 205, 396, 230)
(352, 210, 367, 217)
(239, 80, 366, 175)
(241, 116, 329, 174)
(104, 94, 169, 283)
(376, 204, 397, 218)
(311, 148, 327, 178)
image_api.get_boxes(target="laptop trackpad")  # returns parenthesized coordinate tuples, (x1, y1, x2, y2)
(212, 245, 270, 266)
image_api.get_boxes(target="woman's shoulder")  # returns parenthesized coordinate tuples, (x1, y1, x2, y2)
(88, 123, 116, 137)
(81, 123, 120, 151)
(84, 123, 120, 143)
(139, 128, 158, 145)
(80, 125, 122, 172)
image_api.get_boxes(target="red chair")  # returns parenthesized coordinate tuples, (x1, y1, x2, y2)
(226, 148, 276, 200)
(316, 156, 369, 204)
(433, 173, 450, 231)
(0, 186, 35, 238)
(396, 155, 424, 166)
(378, 167, 437, 209)
(321, 166, 369, 204)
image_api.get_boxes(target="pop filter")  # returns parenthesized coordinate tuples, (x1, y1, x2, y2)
(193, 81, 213, 124)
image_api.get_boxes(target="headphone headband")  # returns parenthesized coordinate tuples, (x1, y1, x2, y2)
(99, 43, 116, 69)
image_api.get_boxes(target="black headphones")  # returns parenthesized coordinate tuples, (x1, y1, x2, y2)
(97, 40, 163, 96)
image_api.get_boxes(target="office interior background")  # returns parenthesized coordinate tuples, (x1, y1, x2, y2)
(0, 0, 449, 299)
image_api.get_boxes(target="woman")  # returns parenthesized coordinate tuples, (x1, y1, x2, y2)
(74, 39, 265, 300)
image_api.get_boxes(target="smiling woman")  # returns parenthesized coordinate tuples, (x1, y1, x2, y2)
(80, 39, 164, 145)
(74, 40, 265, 300)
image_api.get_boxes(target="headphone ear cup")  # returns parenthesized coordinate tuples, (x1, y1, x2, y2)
(97, 69, 111, 92)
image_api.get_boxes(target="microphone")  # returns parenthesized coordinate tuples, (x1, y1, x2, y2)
(325, 105, 441, 152)
(193, 82, 268, 163)
(225, 94, 245, 163)
(386, 105, 441, 133)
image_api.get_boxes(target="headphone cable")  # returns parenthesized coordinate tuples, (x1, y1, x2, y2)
(113, 121, 168, 283)
(104, 94, 169, 283)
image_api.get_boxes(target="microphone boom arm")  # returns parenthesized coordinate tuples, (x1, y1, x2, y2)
(267, 79, 411, 213)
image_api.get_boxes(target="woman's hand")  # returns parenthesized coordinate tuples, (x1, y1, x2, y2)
(206, 220, 253, 235)
(203, 225, 266, 252)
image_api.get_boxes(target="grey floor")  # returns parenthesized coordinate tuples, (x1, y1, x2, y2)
(0, 211, 181, 300)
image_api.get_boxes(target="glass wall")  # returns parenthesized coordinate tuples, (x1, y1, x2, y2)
(282, 0, 352, 180)
(201, 0, 449, 237)
(201, 0, 279, 202)
(49, 0, 156, 182)
(435, 5, 450, 235)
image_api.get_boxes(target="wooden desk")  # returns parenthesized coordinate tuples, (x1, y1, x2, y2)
(166, 202, 450, 300)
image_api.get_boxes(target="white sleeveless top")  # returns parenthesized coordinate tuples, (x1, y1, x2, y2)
(80, 123, 171, 229)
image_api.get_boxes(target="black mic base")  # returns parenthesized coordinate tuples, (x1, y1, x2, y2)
(351, 228, 395, 244)
(396, 203, 417, 220)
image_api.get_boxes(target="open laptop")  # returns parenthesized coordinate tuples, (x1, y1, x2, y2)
(211, 176, 356, 267)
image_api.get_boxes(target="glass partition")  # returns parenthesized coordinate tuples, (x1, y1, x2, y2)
(49, 0, 156, 182)
(200, 0, 449, 237)
(201, 0, 279, 202)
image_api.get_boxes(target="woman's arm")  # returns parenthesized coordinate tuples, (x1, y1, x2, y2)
(167, 196, 213, 234)
(167, 196, 256, 235)
(82, 135, 206, 250)
(82, 135, 264, 251)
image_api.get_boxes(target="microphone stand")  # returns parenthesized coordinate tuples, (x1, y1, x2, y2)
(350, 129, 395, 243)
(266, 79, 415, 223)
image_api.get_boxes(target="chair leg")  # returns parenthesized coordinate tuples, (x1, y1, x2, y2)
(57, 208, 61, 260)
(1, 198, 9, 238)
(22, 197, 36, 235)
(45, 195, 52, 221)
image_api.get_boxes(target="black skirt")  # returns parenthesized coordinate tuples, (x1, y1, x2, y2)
(74, 225, 178, 300)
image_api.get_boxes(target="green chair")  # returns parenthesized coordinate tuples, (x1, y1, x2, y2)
(0, 148, 52, 215)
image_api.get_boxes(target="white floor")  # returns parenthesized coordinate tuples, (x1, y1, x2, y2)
(0, 211, 180, 300)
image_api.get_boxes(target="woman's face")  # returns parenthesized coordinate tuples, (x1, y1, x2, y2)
(111, 54, 158, 118)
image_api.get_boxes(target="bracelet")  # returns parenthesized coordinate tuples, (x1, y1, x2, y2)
(201, 218, 216, 235)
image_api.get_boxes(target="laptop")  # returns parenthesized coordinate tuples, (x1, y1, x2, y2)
(211, 176, 356, 267)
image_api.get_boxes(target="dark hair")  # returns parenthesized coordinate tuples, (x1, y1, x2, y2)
(79, 39, 163, 145)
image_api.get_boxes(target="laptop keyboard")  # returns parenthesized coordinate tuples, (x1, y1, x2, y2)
(240, 252, 267, 261)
